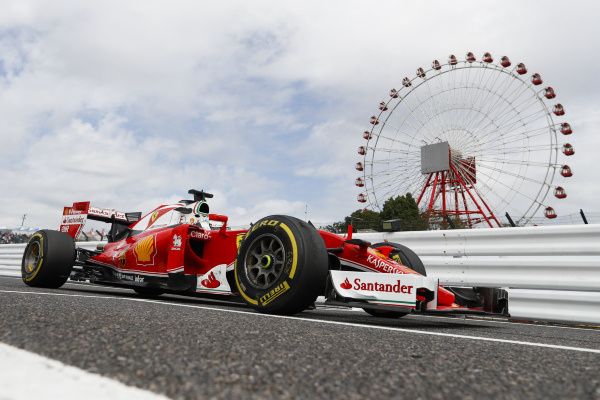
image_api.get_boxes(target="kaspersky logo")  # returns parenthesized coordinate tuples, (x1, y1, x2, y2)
(366, 254, 402, 274)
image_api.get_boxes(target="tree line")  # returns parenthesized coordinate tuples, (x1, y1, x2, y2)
(320, 193, 467, 233)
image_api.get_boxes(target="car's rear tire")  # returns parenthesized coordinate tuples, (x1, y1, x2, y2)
(372, 242, 426, 276)
(235, 215, 329, 315)
(22, 230, 75, 288)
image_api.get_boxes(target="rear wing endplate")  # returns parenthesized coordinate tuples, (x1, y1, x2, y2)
(60, 201, 141, 241)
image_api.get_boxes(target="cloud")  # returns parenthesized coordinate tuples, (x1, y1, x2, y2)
(0, 1, 598, 229)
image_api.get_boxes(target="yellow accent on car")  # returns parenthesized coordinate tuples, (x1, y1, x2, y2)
(24, 235, 43, 282)
(135, 236, 155, 262)
(280, 223, 297, 279)
(259, 281, 290, 306)
(234, 260, 258, 305)
(236, 234, 245, 249)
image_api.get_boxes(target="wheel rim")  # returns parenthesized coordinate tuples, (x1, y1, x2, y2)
(23, 242, 41, 277)
(243, 234, 285, 289)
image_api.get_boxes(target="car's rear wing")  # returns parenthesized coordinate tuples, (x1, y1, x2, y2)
(60, 201, 142, 241)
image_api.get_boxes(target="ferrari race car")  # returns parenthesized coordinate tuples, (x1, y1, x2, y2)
(21, 189, 508, 318)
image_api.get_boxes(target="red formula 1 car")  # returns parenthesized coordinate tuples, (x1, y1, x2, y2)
(21, 189, 507, 317)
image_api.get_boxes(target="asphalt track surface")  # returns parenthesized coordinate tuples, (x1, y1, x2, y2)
(1, 276, 599, 400)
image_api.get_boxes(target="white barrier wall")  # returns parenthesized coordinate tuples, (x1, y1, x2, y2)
(353, 224, 600, 257)
(353, 224, 600, 325)
(0, 242, 100, 277)
(2, 225, 599, 325)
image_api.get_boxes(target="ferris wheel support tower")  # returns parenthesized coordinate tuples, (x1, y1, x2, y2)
(418, 141, 501, 227)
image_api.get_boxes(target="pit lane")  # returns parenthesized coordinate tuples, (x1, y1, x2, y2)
(1, 276, 598, 399)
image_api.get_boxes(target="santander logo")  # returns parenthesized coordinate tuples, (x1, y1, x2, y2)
(201, 272, 220, 289)
(347, 278, 413, 294)
(340, 278, 352, 290)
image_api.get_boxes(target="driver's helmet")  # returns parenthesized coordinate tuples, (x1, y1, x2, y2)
(192, 201, 211, 229)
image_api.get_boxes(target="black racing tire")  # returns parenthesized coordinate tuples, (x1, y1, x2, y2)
(133, 287, 165, 297)
(22, 230, 75, 288)
(365, 242, 424, 319)
(363, 308, 409, 319)
(235, 215, 329, 315)
(372, 242, 426, 276)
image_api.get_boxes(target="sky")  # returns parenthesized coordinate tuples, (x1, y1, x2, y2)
(0, 0, 598, 230)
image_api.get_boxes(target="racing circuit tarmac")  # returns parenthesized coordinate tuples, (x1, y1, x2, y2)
(1, 276, 599, 400)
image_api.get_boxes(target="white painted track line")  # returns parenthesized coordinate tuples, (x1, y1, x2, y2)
(0, 342, 170, 400)
(2, 289, 600, 355)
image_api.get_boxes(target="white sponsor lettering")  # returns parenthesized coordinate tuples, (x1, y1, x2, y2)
(366, 254, 401, 274)
(88, 207, 102, 216)
(115, 272, 144, 282)
(190, 230, 211, 240)
(88, 207, 127, 220)
(61, 216, 86, 225)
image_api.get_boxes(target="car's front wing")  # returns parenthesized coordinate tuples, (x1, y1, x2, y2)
(324, 270, 508, 316)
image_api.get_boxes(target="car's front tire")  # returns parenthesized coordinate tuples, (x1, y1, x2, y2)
(234, 215, 329, 315)
(372, 242, 426, 276)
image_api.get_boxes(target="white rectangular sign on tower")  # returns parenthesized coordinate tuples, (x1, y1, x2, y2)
(421, 141, 450, 174)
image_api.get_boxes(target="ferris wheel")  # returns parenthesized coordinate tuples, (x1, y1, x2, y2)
(356, 52, 574, 227)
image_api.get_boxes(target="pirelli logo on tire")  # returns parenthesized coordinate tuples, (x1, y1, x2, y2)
(259, 281, 290, 306)
(237, 220, 281, 255)
(244, 219, 280, 238)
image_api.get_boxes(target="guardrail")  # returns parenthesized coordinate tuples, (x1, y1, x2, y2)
(2, 225, 599, 325)
(0, 242, 100, 277)
(353, 224, 600, 325)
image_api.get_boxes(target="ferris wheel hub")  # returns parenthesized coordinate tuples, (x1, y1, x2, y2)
(449, 147, 463, 164)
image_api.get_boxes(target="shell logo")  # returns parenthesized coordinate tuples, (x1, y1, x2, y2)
(134, 235, 157, 265)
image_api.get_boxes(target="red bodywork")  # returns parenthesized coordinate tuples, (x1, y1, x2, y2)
(61, 200, 463, 310)
(319, 229, 457, 306)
